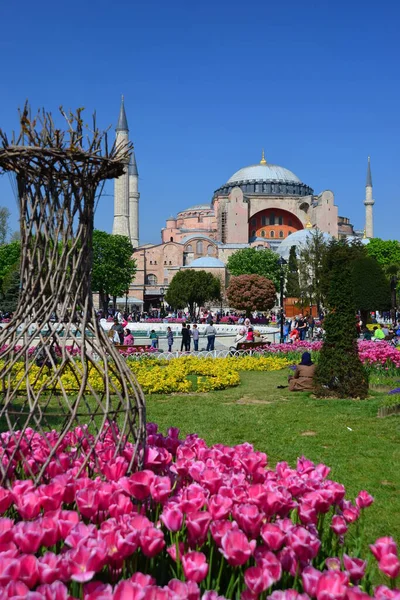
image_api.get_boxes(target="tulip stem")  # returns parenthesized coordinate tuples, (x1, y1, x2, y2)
(215, 555, 225, 592)
(207, 542, 214, 590)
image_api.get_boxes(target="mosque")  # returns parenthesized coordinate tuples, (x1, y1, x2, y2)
(112, 99, 375, 311)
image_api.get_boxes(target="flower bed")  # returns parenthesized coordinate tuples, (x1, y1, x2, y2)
(0, 423, 399, 599)
(0, 356, 289, 396)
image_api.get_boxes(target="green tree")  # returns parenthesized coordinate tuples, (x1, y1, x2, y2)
(165, 270, 221, 317)
(0, 240, 21, 312)
(226, 247, 280, 288)
(91, 230, 136, 313)
(226, 274, 276, 316)
(285, 245, 300, 298)
(0, 207, 11, 245)
(351, 256, 391, 325)
(297, 230, 329, 311)
(315, 240, 368, 399)
(365, 238, 400, 272)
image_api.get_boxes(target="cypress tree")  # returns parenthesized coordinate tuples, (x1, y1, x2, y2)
(314, 240, 369, 399)
(285, 245, 300, 298)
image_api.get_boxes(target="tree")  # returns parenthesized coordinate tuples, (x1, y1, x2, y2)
(226, 274, 276, 316)
(365, 238, 400, 272)
(285, 245, 300, 298)
(165, 270, 221, 317)
(0, 269, 20, 313)
(315, 240, 368, 399)
(0, 207, 10, 245)
(226, 247, 280, 288)
(297, 230, 329, 312)
(0, 240, 20, 312)
(91, 230, 136, 313)
(351, 256, 391, 325)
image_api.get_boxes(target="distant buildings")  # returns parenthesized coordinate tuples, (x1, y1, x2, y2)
(113, 100, 374, 312)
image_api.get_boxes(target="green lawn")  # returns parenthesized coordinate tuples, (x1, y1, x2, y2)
(146, 370, 400, 544)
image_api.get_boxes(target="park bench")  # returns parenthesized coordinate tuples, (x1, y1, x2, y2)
(235, 341, 271, 351)
(115, 344, 153, 352)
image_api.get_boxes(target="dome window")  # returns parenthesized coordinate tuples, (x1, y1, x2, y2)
(251, 230, 256, 237)
(251, 217, 256, 226)
(207, 245, 214, 256)
(270, 231, 275, 238)
(279, 231, 284, 238)
(269, 214, 275, 225)
(261, 230, 265, 237)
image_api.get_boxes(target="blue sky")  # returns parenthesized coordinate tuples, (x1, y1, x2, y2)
(0, 0, 399, 242)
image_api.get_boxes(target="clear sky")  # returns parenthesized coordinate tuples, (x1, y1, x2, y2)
(0, 0, 399, 242)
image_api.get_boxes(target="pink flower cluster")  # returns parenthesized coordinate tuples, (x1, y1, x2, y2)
(0, 344, 80, 357)
(357, 341, 400, 369)
(0, 423, 398, 599)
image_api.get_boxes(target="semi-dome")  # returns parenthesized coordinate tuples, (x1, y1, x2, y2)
(179, 204, 213, 213)
(213, 152, 313, 199)
(277, 229, 333, 261)
(184, 257, 225, 268)
(227, 164, 301, 185)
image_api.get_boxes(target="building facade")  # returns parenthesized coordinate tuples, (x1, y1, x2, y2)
(112, 103, 375, 311)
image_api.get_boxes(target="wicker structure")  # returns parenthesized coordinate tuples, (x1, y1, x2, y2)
(0, 105, 146, 484)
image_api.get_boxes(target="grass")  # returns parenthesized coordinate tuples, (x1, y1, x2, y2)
(146, 369, 400, 545)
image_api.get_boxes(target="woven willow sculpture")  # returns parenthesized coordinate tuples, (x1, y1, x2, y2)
(0, 105, 146, 484)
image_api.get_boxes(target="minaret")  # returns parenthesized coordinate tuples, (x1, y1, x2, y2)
(364, 156, 374, 238)
(129, 148, 140, 248)
(112, 96, 130, 238)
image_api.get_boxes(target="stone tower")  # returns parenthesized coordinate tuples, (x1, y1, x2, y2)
(129, 145, 140, 248)
(113, 97, 131, 238)
(364, 156, 374, 238)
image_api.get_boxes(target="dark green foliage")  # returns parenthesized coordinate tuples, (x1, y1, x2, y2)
(298, 230, 329, 311)
(285, 245, 300, 297)
(351, 256, 391, 325)
(226, 247, 280, 288)
(315, 240, 369, 399)
(0, 268, 20, 312)
(165, 270, 221, 317)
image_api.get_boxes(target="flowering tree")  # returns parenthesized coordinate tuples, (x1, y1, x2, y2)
(226, 274, 276, 316)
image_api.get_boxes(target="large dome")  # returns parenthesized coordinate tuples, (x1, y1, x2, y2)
(227, 164, 301, 185)
(213, 154, 313, 199)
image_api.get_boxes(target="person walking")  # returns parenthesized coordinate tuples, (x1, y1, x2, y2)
(167, 326, 174, 352)
(192, 323, 199, 351)
(297, 315, 307, 341)
(186, 324, 192, 351)
(111, 318, 124, 344)
(150, 330, 159, 349)
(205, 320, 217, 351)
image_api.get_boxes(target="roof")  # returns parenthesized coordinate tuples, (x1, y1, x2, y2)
(129, 151, 138, 176)
(116, 96, 128, 132)
(178, 204, 213, 213)
(366, 156, 372, 187)
(184, 257, 225, 268)
(219, 243, 250, 248)
(227, 163, 301, 185)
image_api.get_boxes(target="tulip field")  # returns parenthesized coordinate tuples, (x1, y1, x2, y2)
(0, 343, 400, 599)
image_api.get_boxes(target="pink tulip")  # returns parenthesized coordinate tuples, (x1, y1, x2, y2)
(13, 521, 43, 553)
(208, 495, 233, 520)
(244, 565, 273, 594)
(0, 518, 14, 544)
(220, 530, 256, 566)
(131, 572, 156, 586)
(253, 547, 282, 582)
(38, 552, 62, 585)
(287, 526, 321, 562)
(84, 581, 113, 600)
(370, 537, 398, 562)
(379, 554, 400, 579)
(316, 571, 349, 600)
(210, 519, 238, 547)
(140, 526, 165, 557)
(186, 511, 212, 546)
(76, 488, 100, 520)
(121, 470, 155, 501)
(36, 581, 71, 600)
(374, 586, 400, 600)
(233, 503, 263, 538)
(0, 488, 12, 513)
(0, 555, 20, 586)
(66, 543, 107, 582)
(343, 554, 367, 583)
(268, 591, 310, 600)
(302, 565, 322, 597)
(160, 506, 184, 532)
(150, 476, 172, 504)
(182, 551, 209, 583)
(330, 516, 348, 536)
(261, 523, 286, 551)
(113, 580, 146, 600)
(355, 491, 374, 509)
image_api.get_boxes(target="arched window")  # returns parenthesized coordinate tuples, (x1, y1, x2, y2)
(251, 230, 256, 237)
(269, 214, 275, 225)
(196, 241, 203, 254)
(279, 231, 284, 238)
(146, 274, 158, 285)
(186, 244, 193, 253)
(278, 216, 283, 225)
(207, 245, 214, 256)
(170, 236, 173, 242)
(261, 230, 265, 237)
(270, 231, 275, 238)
